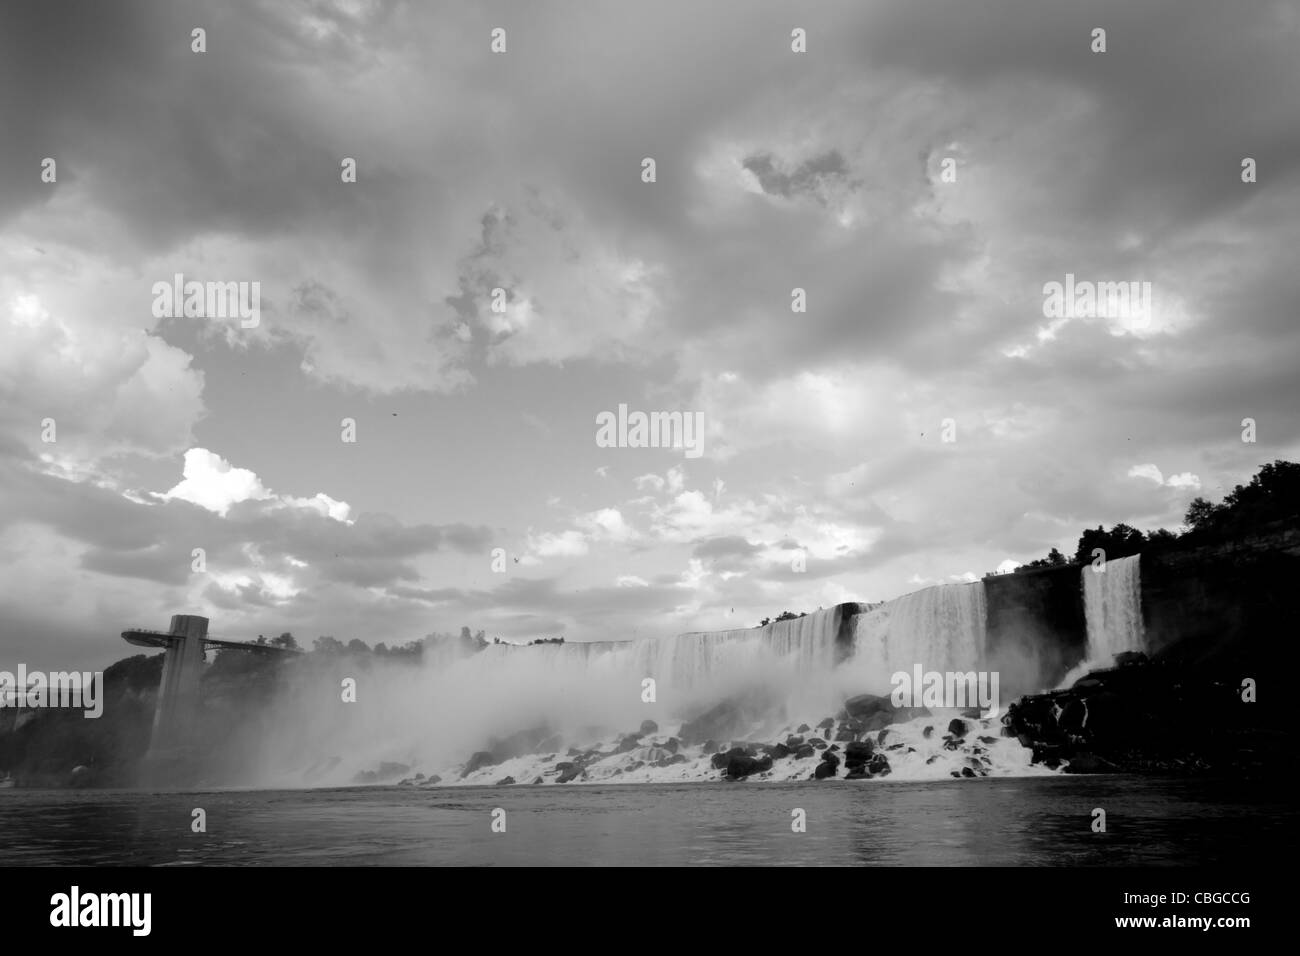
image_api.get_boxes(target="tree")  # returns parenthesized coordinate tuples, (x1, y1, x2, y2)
(1074, 524, 1145, 564)
(1146, 528, 1178, 547)
(1019, 546, 1069, 571)
(1183, 496, 1222, 532)
(270, 632, 298, 650)
(313, 636, 345, 655)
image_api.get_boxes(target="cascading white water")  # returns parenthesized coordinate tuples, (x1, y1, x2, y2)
(260, 606, 854, 784)
(257, 589, 1029, 787)
(1057, 553, 1145, 688)
(845, 581, 988, 695)
(1082, 553, 1144, 664)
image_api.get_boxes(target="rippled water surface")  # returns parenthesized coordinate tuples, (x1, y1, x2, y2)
(1, 776, 1290, 866)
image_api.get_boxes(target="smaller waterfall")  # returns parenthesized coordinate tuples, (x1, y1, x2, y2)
(1058, 553, 1144, 688)
(1082, 553, 1144, 663)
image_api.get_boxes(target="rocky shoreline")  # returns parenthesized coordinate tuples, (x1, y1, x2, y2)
(371, 692, 1030, 788)
(1002, 652, 1282, 775)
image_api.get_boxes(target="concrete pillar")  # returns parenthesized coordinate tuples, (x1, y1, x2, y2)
(149, 614, 209, 755)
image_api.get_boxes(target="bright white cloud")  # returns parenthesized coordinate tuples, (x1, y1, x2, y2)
(163, 448, 352, 522)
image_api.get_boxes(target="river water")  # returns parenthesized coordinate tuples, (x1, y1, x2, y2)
(1, 775, 1289, 866)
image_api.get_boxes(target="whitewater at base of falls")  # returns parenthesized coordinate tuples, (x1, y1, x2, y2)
(1060, 553, 1145, 688)
(258, 582, 1047, 788)
(439, 713, 1052, 788)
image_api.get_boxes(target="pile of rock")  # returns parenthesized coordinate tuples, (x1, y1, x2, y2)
(1002, 652, 1277, 774)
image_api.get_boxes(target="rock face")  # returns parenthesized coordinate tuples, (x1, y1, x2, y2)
(1004, 654, 1284, 775)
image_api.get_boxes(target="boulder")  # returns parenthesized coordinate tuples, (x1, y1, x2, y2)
(843, 740, 876, 770)
(639, 719, 659, 736)
(556, 764, 586, 783)
(495, 776, 516, 785)
(793, 744, 816, 759)
(768, 743, 792, 759)
(725, 754, 764, 778)
(817, 717, 835, 730)
(813, 761, 838, 779)
(661, 737, 680, 754)
(796, 723, 811, 733)
(947, 718, 968, 737)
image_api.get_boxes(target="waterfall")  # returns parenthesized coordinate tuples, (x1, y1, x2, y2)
(259, 592, 1012, 786)
(1053, 553, 1145, 688)
(1081, 553, 1144, 665)
(639, 605, 846, 689)
(845, 581, 988, 695)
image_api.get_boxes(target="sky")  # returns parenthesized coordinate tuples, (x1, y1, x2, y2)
(1, 0, 1298, 670)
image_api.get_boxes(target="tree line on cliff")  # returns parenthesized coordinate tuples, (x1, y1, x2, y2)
(1014, 459, 1300, 573)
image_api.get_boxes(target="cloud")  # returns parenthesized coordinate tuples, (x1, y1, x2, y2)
(1128, 463, 1201, 491)
(163, 448, 352, 522)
